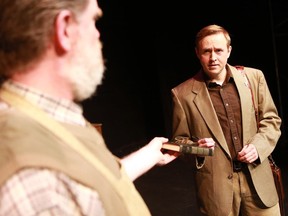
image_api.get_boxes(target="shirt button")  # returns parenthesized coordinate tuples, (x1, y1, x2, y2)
(230, 119, 234, 123)
(234, 137, 238, 140)
(225, 103, 229, 106)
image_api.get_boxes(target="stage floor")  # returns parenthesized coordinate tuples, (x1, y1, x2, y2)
(134, 156, 288, 216)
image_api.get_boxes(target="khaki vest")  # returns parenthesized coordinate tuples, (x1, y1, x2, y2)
(0, 89, 151, 216)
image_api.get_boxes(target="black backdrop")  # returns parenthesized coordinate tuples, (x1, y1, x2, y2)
(82, 0, 288, 163)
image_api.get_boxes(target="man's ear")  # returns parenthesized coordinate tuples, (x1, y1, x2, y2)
(54, 10, 75, 53)
(195, 47, 200, 59)
(227, 45, 232, 58)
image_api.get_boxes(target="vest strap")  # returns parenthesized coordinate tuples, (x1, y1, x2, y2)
(0, 88, 150, 216)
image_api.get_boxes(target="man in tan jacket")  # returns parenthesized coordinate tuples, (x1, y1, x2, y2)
(171, 24, 281, 215)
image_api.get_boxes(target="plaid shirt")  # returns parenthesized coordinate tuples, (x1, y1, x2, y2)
(0, 81, 105, 216)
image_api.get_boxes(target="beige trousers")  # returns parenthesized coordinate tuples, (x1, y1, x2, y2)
(228, 169, 280, 216)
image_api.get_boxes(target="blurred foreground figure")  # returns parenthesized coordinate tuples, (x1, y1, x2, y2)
(0, 0, 177, 215)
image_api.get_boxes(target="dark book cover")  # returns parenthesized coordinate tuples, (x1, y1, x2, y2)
(162, 136, 214, 156)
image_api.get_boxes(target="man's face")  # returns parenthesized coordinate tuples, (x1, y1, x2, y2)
(68, 0, 105, 102)
(195, 33, 231, 80)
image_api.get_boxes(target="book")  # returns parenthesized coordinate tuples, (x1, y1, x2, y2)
(162, 136, 214, 156)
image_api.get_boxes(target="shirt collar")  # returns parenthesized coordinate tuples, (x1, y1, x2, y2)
(2, 80, 86, 126)
(204, 66, 234, 87)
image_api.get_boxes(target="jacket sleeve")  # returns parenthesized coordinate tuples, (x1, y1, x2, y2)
(171, 88, 191, 139)
(246, 68, 282, 162)
(171, 88, 205, 169)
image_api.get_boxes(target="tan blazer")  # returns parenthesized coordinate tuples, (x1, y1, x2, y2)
(171, 64, 281, 216)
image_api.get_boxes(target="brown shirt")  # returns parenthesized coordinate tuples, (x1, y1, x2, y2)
(206, 70, 242, 160)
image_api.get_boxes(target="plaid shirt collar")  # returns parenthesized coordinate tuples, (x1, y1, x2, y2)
(2, 80, 86, 126)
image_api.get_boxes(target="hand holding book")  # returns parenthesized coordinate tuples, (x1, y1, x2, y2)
(162, 136, 214, 156)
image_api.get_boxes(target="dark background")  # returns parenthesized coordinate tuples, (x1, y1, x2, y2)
(82, 0, 288, 215)
(83, 0, 288, 160)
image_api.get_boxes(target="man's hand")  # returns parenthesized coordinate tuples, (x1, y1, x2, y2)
(121, 137, 178, 181)
(237, 144, 259, 163)
(197, 138, 215, 149)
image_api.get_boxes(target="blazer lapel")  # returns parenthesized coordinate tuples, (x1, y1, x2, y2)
(192, 76, 231, 157)
(231, 67, 255, 144)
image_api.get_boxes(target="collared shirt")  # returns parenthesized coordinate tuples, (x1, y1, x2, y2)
(0, 81, 105, 216)
(205, 70, 243, 160)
